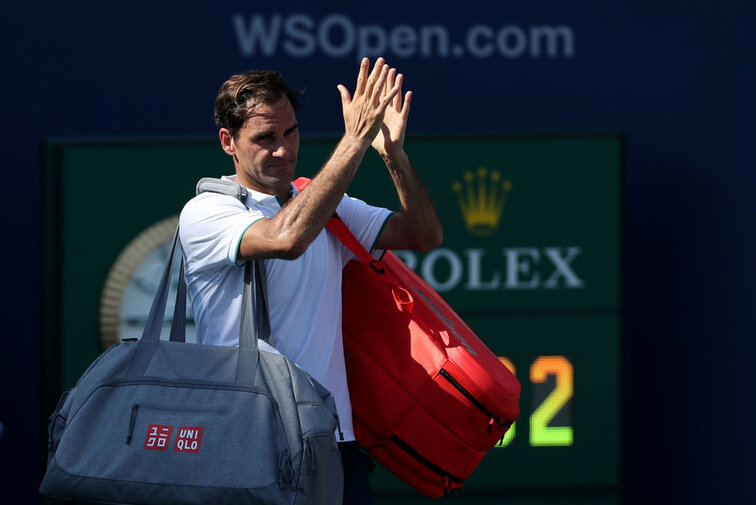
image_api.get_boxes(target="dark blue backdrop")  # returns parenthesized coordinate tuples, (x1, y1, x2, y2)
(2, 1, 754, 503)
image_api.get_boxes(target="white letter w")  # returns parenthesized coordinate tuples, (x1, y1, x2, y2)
(232, 14, 282, 56)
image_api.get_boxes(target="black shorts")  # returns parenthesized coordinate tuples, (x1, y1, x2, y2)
(338, 441, 375, 505)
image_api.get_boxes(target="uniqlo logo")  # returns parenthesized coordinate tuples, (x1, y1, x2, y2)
(144, 424, 173, 450)
(174, 426, 203, 453)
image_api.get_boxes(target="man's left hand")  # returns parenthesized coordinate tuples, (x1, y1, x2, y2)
(371, 68, 412, 159)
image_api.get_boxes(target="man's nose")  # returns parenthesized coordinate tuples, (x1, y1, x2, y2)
(272, 140, 292, 157)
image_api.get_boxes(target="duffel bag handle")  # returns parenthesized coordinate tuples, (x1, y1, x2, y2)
(125, 222, 265, 385)
(235, 260, 270, 384)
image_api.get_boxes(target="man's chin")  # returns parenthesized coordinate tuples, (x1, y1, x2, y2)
(265, 173, 296, 194)
(266, 169, 295, 185)
(236, 176, 287, 196)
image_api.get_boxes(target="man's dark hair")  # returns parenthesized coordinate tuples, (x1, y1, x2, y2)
(214, 70, 303, 139)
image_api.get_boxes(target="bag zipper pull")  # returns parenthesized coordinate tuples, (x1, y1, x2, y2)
(334, 412, 344, 441)
(278, 449, 295, 489)
(487, 417, 495, 433)
(306, 439, 315, 474)
(126, 404, 140, 445)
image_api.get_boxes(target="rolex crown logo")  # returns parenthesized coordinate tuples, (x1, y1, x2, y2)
(452, 167, 512, 236)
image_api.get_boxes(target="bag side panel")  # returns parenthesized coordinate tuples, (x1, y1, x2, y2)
(296, 434, 344, 505)
(257, 351, 344, 505)
(342, 260, 448, 439)
(42, 381, 294, 503)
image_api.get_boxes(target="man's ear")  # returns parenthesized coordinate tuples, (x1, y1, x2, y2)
(219, 128, 235, 156)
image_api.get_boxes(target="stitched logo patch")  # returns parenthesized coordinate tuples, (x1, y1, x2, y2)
(174, 426, 203, 453)
(144, 424, 173, 450)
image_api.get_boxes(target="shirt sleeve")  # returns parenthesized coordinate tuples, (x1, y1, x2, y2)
(179, 193, 264, 274)
(335, 194, 393, 263)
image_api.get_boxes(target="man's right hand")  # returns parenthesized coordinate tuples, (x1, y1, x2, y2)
(337, 57, 401, 149)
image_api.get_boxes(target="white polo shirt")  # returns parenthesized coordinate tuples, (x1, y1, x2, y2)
(179, 175, 393, 442)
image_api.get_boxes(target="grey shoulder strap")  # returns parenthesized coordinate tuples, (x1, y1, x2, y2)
(196, 177, 248, 203)
(195, 177, 274, 347)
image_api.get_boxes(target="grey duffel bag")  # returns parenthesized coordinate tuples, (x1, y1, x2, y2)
(39, 229, 344, 505)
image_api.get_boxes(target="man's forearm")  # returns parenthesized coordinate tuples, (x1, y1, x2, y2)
(270, 136, 371, 254)
(383, 150, 443, 251)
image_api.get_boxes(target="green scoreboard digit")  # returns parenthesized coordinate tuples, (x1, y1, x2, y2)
(43, 134, 623, 504)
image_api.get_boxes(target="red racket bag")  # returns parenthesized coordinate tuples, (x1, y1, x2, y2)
(338, 242, 520, 497)
(294, 178, 520, 498)
(292, 178, 521, 498)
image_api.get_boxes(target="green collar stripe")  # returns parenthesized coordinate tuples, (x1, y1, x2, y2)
(235, 218, 263, 263)
(370, 212, 395, 253)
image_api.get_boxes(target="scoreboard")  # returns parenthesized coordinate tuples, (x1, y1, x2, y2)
(42, 134, 622, 503)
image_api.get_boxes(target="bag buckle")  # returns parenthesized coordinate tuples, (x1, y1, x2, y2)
(369, 260, 384, 274)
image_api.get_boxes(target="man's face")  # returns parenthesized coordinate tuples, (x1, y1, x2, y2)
(220, 97, 300, 198)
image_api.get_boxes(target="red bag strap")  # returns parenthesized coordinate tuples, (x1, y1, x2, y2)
(292, 177, 385, 273)
(291, 177, 413, 312)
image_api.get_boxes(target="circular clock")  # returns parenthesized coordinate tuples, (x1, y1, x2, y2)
(99, 216, 195, 350)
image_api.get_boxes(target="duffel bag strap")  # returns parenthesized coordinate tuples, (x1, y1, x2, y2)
(195, 177, 274, 348)
(236, 260, 270, 384)
(125, 220, 264, 385)
(168, 255, 188, 343)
